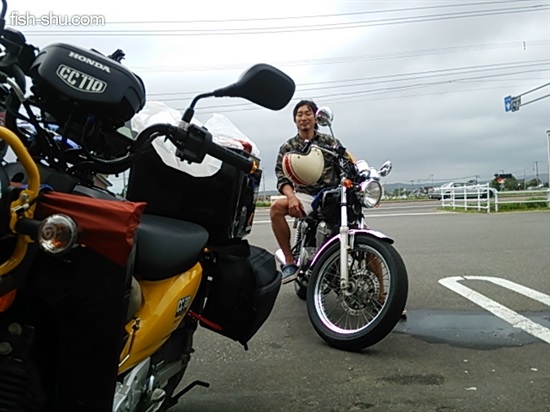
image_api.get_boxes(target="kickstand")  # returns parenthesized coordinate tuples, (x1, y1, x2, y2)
(169, 380, 210, 407)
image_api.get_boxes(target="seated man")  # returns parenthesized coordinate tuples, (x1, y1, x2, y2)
(270, 100, 348, 284)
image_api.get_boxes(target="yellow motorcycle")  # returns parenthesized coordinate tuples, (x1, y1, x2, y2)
(0, 1, 295, 410)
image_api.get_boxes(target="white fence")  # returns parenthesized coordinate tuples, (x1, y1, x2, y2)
(492, 189, 550, 212)
(440, 184, 492, 212)
(440, 185, 550, 212)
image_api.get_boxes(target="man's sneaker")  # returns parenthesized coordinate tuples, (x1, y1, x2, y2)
(281, 264, 299, 285)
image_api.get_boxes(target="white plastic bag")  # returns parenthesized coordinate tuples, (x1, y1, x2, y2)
(131, 101, 185, 133)
(131, 101, 257, 177)
(203, 113, 260, 158)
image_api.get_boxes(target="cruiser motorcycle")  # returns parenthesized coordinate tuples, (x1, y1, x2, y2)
(0, 1, 295, 410)
(276, 107, 408, 351)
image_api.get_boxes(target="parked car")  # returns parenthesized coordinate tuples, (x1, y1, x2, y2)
(429, 182, 493, 199)
(429, 182, 453, 199)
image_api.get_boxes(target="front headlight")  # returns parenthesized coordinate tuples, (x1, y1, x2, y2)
(359, 180, 383, 208)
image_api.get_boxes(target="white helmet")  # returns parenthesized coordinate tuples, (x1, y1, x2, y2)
(282, 146, 324, 186)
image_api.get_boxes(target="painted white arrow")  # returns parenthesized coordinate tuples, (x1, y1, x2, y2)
(439, 276, 550, 345)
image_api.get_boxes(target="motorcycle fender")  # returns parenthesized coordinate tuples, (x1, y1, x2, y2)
(309, 229, 394, 270)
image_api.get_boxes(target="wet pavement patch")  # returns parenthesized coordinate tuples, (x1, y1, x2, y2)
(393, 309, 550, 349)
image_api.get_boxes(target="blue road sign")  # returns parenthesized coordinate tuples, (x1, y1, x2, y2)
(504, 95, 512, 112)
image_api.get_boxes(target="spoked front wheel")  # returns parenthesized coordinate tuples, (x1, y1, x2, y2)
(306, 234, 408, 351)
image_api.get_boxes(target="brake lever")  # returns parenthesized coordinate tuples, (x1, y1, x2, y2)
(308, 141, 343, 159)
(168, 124, 210, 164)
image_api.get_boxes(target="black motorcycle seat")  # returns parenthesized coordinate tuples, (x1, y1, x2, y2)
(134, 214, 209, 281)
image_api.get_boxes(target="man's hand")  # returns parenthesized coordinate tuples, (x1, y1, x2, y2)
(281, 184, 305, 218)
(287, 194, 305, 218)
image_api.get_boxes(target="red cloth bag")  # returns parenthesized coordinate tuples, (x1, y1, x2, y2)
(35, 192, 146, 267)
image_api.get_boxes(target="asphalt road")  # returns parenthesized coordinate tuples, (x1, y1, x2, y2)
(172, 204, 550, 412)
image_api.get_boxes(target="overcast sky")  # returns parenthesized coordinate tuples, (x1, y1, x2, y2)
(9, 0, 550, 192)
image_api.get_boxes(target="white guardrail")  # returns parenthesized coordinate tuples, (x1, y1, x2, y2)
(440, 184, 550, 213)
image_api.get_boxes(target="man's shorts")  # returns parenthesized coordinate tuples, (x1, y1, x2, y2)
(295, 192, 314, 216)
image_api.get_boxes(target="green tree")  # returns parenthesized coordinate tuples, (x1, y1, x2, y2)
(503, 176, 519, 191)
(491, 175, 518, 191)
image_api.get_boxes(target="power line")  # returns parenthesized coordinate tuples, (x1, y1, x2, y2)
(104, 0, 537, 25)
(23, 4, 549, 36)
(299, 60, 550, 88)
(165, 70, 548, 110)
(157, 69, 548, 106)
(148, 61, 549, 103)
(170, 81, 546, 115)
(303, 69, 549, 100)
(152, 65, 548, 101)
(136, 39, 550, 74)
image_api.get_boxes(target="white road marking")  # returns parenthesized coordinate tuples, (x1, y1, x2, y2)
(439, 276, 550, 345)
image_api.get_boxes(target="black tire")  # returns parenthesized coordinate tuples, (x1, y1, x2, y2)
(306, 234, 408, 351)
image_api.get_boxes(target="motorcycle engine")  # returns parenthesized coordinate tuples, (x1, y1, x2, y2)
(294, 219, 314, 267)
(315, 220, 333, 248)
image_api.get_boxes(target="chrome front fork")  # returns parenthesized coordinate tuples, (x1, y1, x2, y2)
(339, 184, 350, 292)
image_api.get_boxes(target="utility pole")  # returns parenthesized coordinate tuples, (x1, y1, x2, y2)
(504, 84, 549, 203)
(262, 174, 267, 202)
(546, 130, 550, 207)
(534, 161, 540, 184)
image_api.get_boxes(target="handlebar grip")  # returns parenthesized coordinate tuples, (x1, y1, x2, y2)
(14, 218, 41, 240)
(170, 123, 259, 174)
(207, 141, 259, 174)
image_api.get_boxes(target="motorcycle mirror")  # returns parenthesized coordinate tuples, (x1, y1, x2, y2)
(316, 106, 333, 127)
(212, 63, 295, 111)
(379, 160, 392, 177)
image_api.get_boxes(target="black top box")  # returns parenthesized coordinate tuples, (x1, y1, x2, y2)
(126, 146, 262, 245)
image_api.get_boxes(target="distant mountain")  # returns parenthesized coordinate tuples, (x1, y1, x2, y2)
(384, 173, 548, 192)
(257, 173, 549, 198)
